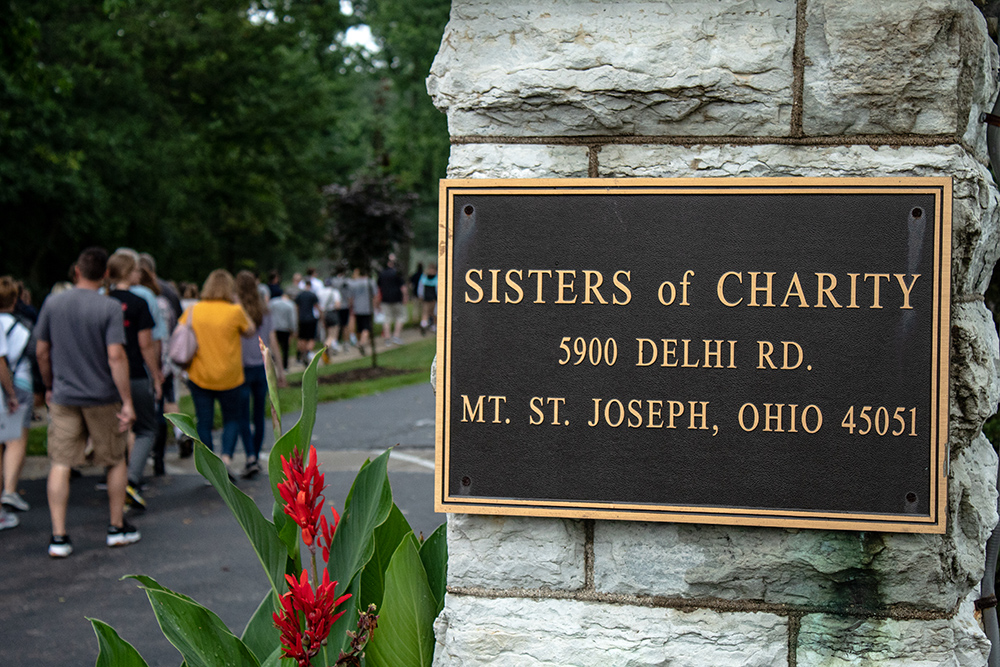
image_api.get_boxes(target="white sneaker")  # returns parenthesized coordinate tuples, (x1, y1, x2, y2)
(2, 491, 29, 512)
(107, 521, 141, 547)
(0, 509, 18, 531)
(48, 534, 71, 557)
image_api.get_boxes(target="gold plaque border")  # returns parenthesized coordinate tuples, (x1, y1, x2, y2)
(434, 177, 951, 534)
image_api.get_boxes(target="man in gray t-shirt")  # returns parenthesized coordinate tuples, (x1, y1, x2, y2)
(36, 289, 126, 406)
(35, 247, 139, 558)
(347, 270, 379, 356)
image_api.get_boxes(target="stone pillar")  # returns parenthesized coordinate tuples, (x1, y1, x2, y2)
(427, 2, 1000, 664)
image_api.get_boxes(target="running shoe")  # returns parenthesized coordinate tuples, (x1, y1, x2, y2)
(48, 534, 72, 557)
(0, 509, 18, 531)
(241, 460, 261, 479)
(107, 521, 141, 547)
(125, 483, 147, 510)
(2, 491, 30, 512)
(178, 437, 194, 459)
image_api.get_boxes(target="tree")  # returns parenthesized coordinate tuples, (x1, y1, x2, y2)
(351, 0, 452, 251)
(323, 172, 415, 367)
(0, 0, 358, 292)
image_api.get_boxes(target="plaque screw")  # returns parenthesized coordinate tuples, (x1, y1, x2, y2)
(463, 205, 474, 215)
(910, 207, 923, 219)
(461, 476, 472, 487)
(905, 492, 917, 503)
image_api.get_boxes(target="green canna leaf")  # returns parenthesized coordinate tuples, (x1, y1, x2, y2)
(360, 504, 413, 611)
(240, 590, 281, 664)
(419, 522, 448, 616)
(90, 618, 150, 667)
(365, 534, 437, 667)
(324, 449, 394, 654)
(127, 575, 260, 667)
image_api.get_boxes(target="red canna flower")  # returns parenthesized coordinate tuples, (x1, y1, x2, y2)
(278, 448, 326, 547)
(273, 569, 352, 666)
(318, 507, 340, 564)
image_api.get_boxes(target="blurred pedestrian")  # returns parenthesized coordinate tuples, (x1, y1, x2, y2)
(107, 251, 162, 509)
(378, 254, 407, 346)
(35, 247, 140, 557)
(0, 276, 34, 517)
(269, 293, 295, 371)
(235, 271, 284, 478)
(293, 279, 320, 364)
(418, 263, 438, 335)
(348, 268, 379, 356)
(179, 270, 253, 472)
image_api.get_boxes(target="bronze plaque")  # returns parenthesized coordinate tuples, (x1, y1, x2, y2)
(435, 178, 951, 533)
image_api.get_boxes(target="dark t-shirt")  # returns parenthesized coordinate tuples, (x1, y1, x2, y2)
(157, 278, 183, 321)
(378, 267, 404, 303)
(109, 289, 155, 380)
(294, 290, 319, 323)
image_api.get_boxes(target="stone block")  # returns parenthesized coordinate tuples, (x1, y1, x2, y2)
(796, 597, 990, 666)
(949, 302, 1000, 448)
(447, 143, 589, 178)
(803, 0, 998, 163)
(446, 513, 586, 590)
(428, 0, 794, 137)
(433, 594, 787, 666)
(593, 436, 997, 611)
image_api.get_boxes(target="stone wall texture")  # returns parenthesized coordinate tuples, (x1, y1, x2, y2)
(428, 1, 1000, 665)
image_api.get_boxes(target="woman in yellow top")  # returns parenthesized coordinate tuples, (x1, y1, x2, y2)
(179, 270, 254, 469)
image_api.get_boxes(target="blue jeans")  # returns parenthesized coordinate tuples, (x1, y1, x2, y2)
(187, 381, 243, 457)
(240, 365, 268, 460)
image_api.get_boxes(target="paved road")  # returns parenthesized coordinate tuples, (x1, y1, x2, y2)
(0, 382, 441, 667)
(275, 381, 437, 452)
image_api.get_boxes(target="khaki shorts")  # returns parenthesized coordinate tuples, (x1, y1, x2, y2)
(48, 403, 128, 467)
(382, 302, 407, 324)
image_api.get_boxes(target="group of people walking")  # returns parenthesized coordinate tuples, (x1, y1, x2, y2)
(0, 247, 436, 559)
(0, 248, 289, 557)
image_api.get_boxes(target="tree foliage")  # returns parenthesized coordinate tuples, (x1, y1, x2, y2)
(349, 0, 451, 249)
(0, 0, 451, 294)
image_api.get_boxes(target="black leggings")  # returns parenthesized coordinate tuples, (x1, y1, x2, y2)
(275, 330, 291, 369)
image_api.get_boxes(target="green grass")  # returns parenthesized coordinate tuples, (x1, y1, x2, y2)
(27, 426, 47, 457)
(25, 337, 437, 456)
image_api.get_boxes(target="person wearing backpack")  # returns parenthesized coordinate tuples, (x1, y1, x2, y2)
(0, 276, 34, 516)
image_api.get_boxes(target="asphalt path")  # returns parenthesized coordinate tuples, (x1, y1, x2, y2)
(0, 382, 441, 666)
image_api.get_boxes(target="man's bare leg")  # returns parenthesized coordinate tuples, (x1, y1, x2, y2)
(2, 430, 27, 496)
(106, 459, 127, 527)
(47, 463, 72, 536)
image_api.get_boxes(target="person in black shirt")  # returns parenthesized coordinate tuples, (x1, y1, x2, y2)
(293, 280, 320, 364)
(378, 254, 408, 346)
(107, 251, 162, 508)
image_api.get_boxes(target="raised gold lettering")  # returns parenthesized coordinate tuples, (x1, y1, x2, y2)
(748, 271, 776, 307)
(528, 269, 552, 304)
(718, 271, 742, 307)
(865, 273, 890, 309)
(636, 338, 657, 367)
(894, 273, 920, 309)
(465, 269, 483, 304)
(488, 269, 501, 303)
(612, 271, 632, 305)
(583, 270, 607, 305)
(555, 270, 577, 304)
(780, 272, 808, 308)
(462, 395, 485, 423)
(504, 270, 524, 304)
(815, 273, 841, 308)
